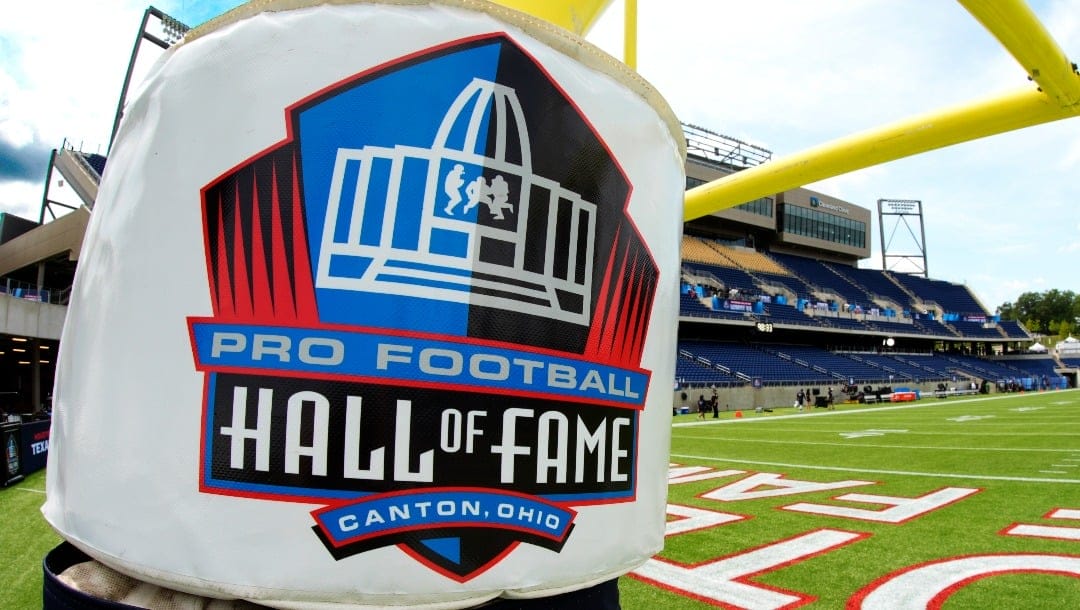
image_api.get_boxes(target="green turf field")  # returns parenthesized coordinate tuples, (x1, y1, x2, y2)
(4, 390, 1078, 608)
(626, 389, 1080, 608)
(1, 469, 60, 610)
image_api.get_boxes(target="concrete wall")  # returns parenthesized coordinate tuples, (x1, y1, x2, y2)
(0, 208, 88, 276)
(0, 293, 67, 340)
(671, 379, 985, 413)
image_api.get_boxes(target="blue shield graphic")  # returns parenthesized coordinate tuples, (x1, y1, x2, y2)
(192, 34, 657, 581)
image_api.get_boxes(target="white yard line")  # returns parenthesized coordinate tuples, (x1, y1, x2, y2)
(671, 434, 1080, 452)
(678, 427, 1080, 437)
(16, 487, 46, 494)
(678, 425, 1075, 436)
(669, 453, 1080, 484)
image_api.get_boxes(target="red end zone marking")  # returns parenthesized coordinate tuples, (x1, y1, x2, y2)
(664, 503, 748, 537)
(782, 486, 980, 524)
(1001, 507, 1080, 541)
(848, 553, 1080, 609)
(630, 529, 869, 609)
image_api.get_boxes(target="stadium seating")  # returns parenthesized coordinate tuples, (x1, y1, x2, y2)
(678, 291, 753, 321)
(675, 354, 743, 387)
(947, 320, 1006, 339)
(82, 152, 108, 177)
(679, 291, 715, 317)
(820, 316, 871, 331)
(894, 354, 959, 378)
(863, 318, 926, 336)
(941, 354, 1026, 381)
(828, 265, 914, 310)
(754, 270, 815, 300)
(911, 317, 958, 337)
(676, 238, 1034, 344)
(769, 252, 876, 309)
(681, 236, 729, 266)
(671, 338, 1068, 388)
(856, 352, 945, 382)
(762, 303, 826, 327)
(679, 340, 833, 385)
(710, 244, 788, 275)
(683, 261, 758, 296)
(770, 346, 883, 383)
(889, 272, 986, 315)
(996, 319, 1031, 339)
(1006, 357, 1062, 379)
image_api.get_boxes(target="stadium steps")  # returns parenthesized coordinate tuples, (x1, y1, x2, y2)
(823, 264, 910, 314)
(54, 147, 102, 208)
(767, 255, 845, 305)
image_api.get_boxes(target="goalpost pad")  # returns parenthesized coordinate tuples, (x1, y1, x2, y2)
(43, 1, 685, 608)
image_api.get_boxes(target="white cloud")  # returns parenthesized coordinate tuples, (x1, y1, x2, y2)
(0, 118, 34, 148)
(0, 0, 1076, 312)
(589, 0, 1080, 309)
(0, 179, 44, 219)
(0, 1, 151, 150)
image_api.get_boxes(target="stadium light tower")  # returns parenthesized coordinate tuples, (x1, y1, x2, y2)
(108, 6, 190, 153)
(878, 198, 929, 278)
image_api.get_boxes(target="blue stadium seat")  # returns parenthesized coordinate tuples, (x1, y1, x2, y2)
(889, 273, 986, 315)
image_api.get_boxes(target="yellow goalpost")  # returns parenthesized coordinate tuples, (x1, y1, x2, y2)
(492, 0, 1080, 221)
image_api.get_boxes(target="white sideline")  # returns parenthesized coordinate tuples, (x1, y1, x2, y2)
(670, 435, 1080, 453)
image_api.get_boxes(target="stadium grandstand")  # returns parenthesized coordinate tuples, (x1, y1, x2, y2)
(0, 10, 1075, 422)
(674, 124, 1074, 410)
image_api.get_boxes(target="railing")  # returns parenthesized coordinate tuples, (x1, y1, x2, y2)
(683, 123, 772, 169)
(0, 278, 71, 305)
(681, 265, 723, 291)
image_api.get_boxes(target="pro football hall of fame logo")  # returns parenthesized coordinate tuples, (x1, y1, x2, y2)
(188, 33, 659, 582)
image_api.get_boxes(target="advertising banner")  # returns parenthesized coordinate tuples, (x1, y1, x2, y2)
(2, 423, 22, 487)
(19, 419, 50, 476)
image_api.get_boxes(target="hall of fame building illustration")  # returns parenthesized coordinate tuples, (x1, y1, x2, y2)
(317, 78, 598, 326)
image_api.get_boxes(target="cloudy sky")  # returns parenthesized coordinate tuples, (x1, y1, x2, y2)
(1, 0, 1077, 312)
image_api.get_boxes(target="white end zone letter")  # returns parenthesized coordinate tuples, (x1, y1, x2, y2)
(1003, 508, 1080, 541)
(664, 504, 746, 537)
(701, 472, 875, 502)
(783, 486, 980, 523)
(850, 554, 1080, 609)
(630, 529, 868, 610)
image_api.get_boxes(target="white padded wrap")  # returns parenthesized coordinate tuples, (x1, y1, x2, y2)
(43, 1, 684, 608)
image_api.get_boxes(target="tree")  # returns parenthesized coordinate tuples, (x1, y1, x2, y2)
(997, 289, 1078, 335)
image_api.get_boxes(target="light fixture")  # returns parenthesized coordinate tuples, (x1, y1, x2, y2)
(40, 345, 50, 349)
(40, 360, 51, 364)
(12, 348, 26, 353)
(18, 361, 30, 365)
(12, 337, 28, 342)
